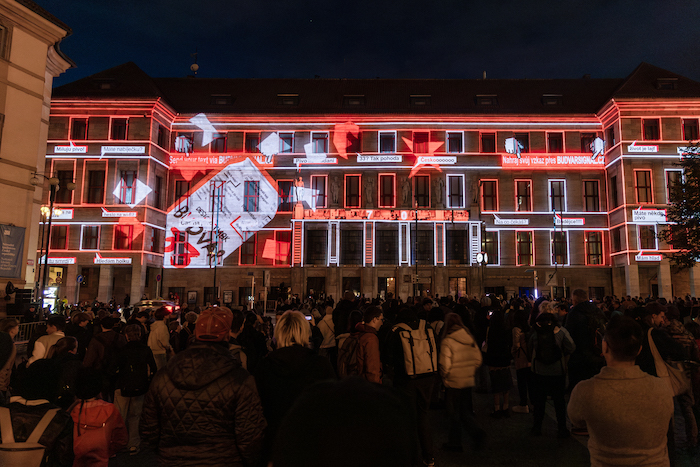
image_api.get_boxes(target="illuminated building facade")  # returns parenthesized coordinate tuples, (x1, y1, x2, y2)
(43, 62, 700, 306)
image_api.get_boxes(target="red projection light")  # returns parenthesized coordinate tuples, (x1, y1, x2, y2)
(262, 239, 290, 260)
(401, 136, 445, 178)
(332, 122, 360, 159)
(164, 227, 200, 268)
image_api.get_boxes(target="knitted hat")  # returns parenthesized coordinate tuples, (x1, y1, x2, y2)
(195, 307, 233, 342)
(184, 311, 198, 324)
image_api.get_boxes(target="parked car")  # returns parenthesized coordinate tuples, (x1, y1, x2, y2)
(133, 299, 180, 317)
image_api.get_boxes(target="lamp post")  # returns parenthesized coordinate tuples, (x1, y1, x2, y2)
(31, 173, 75, 312)
(414, 202, 419, 300)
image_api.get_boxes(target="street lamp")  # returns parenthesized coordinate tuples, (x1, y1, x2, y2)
(477, 251, 488, 297)
(31, 173, 75, 312)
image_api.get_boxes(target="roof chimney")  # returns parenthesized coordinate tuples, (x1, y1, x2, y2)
(483, 71, 487, 80)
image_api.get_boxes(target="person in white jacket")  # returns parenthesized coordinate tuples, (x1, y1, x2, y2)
(438, 313, 486, 452)
(147, 307, 172, 370)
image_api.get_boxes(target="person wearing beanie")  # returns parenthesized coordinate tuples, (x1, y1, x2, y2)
(140, 306, 266, 466)
(178, 311, 198, 351)
(70, 368, 127, 466)
(1, 358, 74, 465)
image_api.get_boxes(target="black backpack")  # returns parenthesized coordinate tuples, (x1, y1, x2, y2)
(534, 322, 562, 365)
(117, 347, 153, 397)
(337, 334, 360, 378)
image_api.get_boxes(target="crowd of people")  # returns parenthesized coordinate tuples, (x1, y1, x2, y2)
(0, 289, 698, 466)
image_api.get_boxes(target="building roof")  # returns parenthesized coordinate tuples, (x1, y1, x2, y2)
(52, 62, 700, 116)
(15, 0, 71, 34)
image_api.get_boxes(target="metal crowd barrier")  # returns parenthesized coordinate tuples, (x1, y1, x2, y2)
(16, 321, 44, 343)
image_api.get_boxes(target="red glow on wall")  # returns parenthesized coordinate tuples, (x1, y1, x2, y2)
(401, 136, 445, 178)
(164, 227, 200, 268)
(262, 238, 290, 260)
(502, 154, 605, 169)
(333, 122, 360, 159)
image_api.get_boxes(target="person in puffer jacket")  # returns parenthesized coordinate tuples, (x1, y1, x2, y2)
(140, 306, 266, 467)
(438, 313, 486, 452)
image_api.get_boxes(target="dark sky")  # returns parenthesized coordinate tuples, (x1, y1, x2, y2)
(38, 0, 700, 87)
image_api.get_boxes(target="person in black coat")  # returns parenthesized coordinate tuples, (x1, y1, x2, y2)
(50, 336, 83, 410)
(255, 311, 336, 463)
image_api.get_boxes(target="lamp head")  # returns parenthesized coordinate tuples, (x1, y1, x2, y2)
(30, 174, 41, 187)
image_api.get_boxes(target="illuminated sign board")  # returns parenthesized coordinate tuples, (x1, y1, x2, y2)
(502, 154, 605, 169)
(627, 141, 658, 153)
(293, 158, 337, 165)
(40, 256, 76, 265)
(101, 208, 137, 218)
(101, 146, 146, 158)
(302, 208, 466, 221)
(416, 156, 456, 165)
(54, 145, 87, 154)
(632, 208, 666, 223)
(493, 214, 528, 225)
(554, 216, 585, 226)
(357, 155, 402, 163)
(51, 209, 74, 220)
(94, 253, 132, 265)
(635, 252, 662, 262)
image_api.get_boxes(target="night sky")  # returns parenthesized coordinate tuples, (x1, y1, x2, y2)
(37, 0, 700, 87)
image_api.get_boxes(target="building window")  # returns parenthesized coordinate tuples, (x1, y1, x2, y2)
(635, 170, 653, 204)
(542, 94, 563, 106)
(305, 229, 327, 265)
(516, 180, 532, 212)
(277, 94, 299, 106)
(516, 231, 534, 266)
(275, 231, 291, 265)
(210, 179, 225, 212)
(244, 181, 259, 212)
(379, 174, 395, 208)
(175, 133, 193, 154)
(549, 180, 565, 212)
(311, 132, 328, 153)
(606, 126, 616, 147)
(110, 118, 128, 140)
(476, 95, 498, 106)
(414, 175, 430, 208)
(514, 133, 529, 153)
(278, 180, 293, 212)
(114, 225, 133, 250)
(583, 180, 600, 212)
(173, 230, 189, 266)
(643, 119, 660, 140)
(81, 226, 100, 250)
(683, 119, 698, 141)
(447, 175, 464, 208)
(447, 132, 463, 153)
(480, 133, 496, 153)
(379, 132, 396, 153)
(376, 228, 398, 265)
(666, 170, 683, 203)
(279, 133, 294, 153)
(240, 234, 256, 265)
(55, 170, 74, 204)
(611, 227, 622, 252)
(551, 231, 568, 265)
(175, 180, 190, 209)
(119, 171, 137, 205)
(311, 175, 327, 208)
(412, 228, 434, 265)
(71, 118, 88, 140)
(547, 133, 563, 153)
(481, 180, 498, 211)
(210, 94, 233, 105)
(585, 231, 604, 265)
(211, 135, 227, 153)
(50, 226, 67, 250)
(413, 132, 429, 153)
(482, 231, 499, 265)
(580, 133, 596, 153)
(345, 175, 361, 208)
(343, 95, 365, 107)
(157, 124, 168, 149)
(154, 175, 163, 210)
(410, 95, 431, 106)
(86, 170, 105, 204)
(341, 229, 363, 265)
(151, 228, 162, 253)
(245, 133, 260, 153)
(610, 175, 619, 209)
(446, 229, 468, 265)
(639, 225, 657, 250)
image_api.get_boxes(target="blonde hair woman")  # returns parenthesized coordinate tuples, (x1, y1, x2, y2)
(255, 311, 336, 464)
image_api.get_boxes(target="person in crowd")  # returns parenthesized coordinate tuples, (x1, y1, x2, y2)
(178, 311, 198, 351)
(65, 312, 91, 360)
(126, 311, 150, 344)
(27, 314, 66, 365)
(484, 308, 513, 418)
(569, 316, 674, 466)
(238, 312, 268, 375)
(114, 324, 157, 455)
(438, 313, 485, 452)
(0, 318, 18, 405)
(147, 307, 172, 370)
(228, 308, 248, 369)
(564, 288, 606, 391)
(332, 291, 356, 344)
(336, 310, 363, 350)
(385, 305, 439, 466)
(271, 378, 414, 467)
(511, 307, 531, 414)
(141, 306, 266, 466)
(83, 316, 127, 402)
(529, 311, 575, 438)
(317, 305, 336, 367)
(52, 336, 82, 410)
(356, 306, 383, 384)
(70, 367, 127, 466)
(255, 310, 335, 463)
(0, 357, 73, 465)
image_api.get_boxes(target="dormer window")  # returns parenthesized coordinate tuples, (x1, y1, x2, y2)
(343, 95, 366, 107)
(92, 79, 118, 90)
(542, 94, 563, 106)
(278, 94, 299, 105)
(476, 94, 498, 106)
(410, 95, 431, 106)
(210, 94, 233, 105)
(656, 78, 678, 90)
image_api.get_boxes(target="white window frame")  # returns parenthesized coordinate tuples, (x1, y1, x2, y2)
(664, 168, 684, 204)
(549, 230, 570, 266)
(80, 225, 100, 251)
(279, 132, 295, 154)
(483, 230, 500, 266)
(310, 174, 328, 209)
(446, 131, 464, 154)
(446, 174, 465, 209)
(378, 130, 397, 153)
(638, 224, 658, 251)
(548, 179, 567, 212)
(310, 132, 329, 154)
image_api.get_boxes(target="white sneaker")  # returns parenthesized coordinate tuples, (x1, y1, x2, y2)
(512, 405, 529, 414)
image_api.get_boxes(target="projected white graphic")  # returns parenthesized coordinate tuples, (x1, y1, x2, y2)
(113, 178, 152, 208)
(190, 113, 219, 146)
(175, 135, 192, 156)
(505, 137, 523, 158)
(259, 132, 280, 160)
(591, 137, 605, 159)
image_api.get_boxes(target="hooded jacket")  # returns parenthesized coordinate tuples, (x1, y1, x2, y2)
(439, 327, 482, 388)
(356, 324, 382, 384)
(140, 343, 266, 467)
(70, 399, 127, 467)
